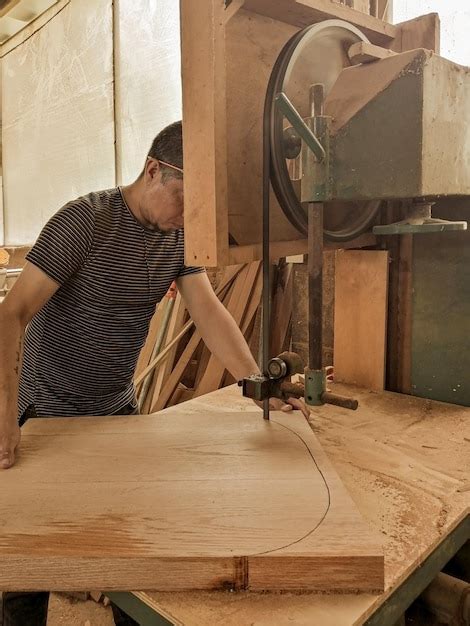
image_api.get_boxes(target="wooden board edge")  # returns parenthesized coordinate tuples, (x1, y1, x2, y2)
(0, 556, 247, 592)
(0, 551, 384, 593)
(248, 554, 385, 592)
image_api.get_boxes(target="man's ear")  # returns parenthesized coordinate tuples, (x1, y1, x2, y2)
(145, 157, 161, 181)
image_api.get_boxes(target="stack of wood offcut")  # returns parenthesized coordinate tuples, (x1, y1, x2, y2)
(134, 260, 294, 414)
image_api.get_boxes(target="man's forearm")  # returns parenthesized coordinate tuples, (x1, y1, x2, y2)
(0, 304, 24, 422)
(195, 300, 260, 381)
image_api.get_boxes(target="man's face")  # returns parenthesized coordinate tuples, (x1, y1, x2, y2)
(140, 159, 184, 232)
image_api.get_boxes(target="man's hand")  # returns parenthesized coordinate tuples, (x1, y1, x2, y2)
(254, 397, 311, 419)
(0, 421, 21, 469)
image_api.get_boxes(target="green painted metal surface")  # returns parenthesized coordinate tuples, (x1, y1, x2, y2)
(106, 592, 174, 626)
(411, 200, 470, 406)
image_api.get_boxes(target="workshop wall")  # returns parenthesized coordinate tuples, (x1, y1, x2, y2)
(114, 0, 182, 185)
(2, 0, 115, 245)
(0, 0, 182, 246)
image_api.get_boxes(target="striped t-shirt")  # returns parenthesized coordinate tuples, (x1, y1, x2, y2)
(18, 187, 204, 419)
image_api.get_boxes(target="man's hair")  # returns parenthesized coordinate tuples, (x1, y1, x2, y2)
(145, 121, 183, 182)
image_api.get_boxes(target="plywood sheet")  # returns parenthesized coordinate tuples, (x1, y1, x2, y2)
(1, 0, 115, 245)
(114, 0, 182, 185)
(0, 411, 383, 592)
(334, 250, 389, 390)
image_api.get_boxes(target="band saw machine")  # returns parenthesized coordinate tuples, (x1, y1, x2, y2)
(240, 20, 469, 419)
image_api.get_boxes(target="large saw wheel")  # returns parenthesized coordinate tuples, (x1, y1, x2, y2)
(267, 20, 382, 242)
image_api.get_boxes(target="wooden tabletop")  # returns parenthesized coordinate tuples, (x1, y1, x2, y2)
(0, 396, 382, 593)
(139, 384, 470, 626)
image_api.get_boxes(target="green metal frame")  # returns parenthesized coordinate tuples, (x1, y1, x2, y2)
(364, 515, 470, 626)
(106, 592, 173, 626)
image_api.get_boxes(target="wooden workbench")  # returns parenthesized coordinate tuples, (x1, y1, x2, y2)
(113, 383, 470, 626)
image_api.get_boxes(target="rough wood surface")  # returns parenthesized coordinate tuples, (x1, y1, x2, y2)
(390, 13, 440, 55)
(334, 250, 389, 391)
(0, 409, 382, 592)
(140, 384, 470, 626)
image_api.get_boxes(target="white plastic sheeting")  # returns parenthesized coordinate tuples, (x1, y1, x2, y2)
(2, 0, 115, 245)
(1, 0, 183, 244)
(393, 1, 470, 66)
(114, 0, 182, 185)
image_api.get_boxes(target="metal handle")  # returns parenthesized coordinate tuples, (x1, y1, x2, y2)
(321, 392, 358, 411)
(275, 92, 326, 163)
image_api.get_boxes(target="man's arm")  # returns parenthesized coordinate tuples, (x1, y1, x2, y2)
(176, 272, 309, 415)
(177, 272, 259, 381)
(0, 262, 60, 469)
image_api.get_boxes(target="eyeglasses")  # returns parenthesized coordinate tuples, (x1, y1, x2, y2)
(147, 156, 183, 174)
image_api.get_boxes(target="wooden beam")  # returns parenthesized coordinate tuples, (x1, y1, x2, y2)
(181, 0, 229, 266)
(228, 233, 377, 264)
(242, 0, 397, 45)
(348, 41, 397, 64)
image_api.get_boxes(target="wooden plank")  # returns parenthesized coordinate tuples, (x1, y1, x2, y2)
(134, 301, 163, 382)
(334, 250, 389, 391)
(228, 233, 378, 265)
(138, 383, 470, 626)
(348, 41, 397, 64)
(1, 409, 383, 592)
(242, 0, 397, 45)
(153, 266, 245, 410)
(148, 293, 186, 413)
(181, 0, 229, 266)
(194, 262, 261, 397)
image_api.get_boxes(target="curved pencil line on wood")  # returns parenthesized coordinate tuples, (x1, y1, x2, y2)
(249, 418, 331, 556)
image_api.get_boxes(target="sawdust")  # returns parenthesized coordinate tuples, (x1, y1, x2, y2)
(48, 593, 113, 626)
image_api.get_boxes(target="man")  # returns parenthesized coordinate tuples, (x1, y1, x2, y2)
(0, 121, 305, 625)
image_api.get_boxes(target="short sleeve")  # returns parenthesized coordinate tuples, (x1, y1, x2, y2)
(26, 200, 95, 285)
(178, 265, 206, 278)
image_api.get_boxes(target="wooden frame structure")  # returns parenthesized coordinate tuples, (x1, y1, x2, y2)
(180, 0, 439, 266)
